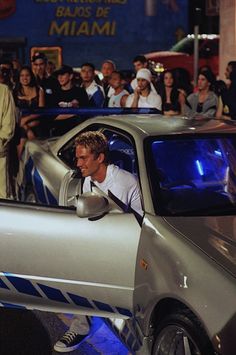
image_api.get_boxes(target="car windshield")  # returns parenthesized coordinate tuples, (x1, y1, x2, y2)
(171, 37, 219, 57)
(146, 135, 236, 216)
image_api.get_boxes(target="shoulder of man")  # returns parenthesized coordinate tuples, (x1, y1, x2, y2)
(110, 164, 137, 184)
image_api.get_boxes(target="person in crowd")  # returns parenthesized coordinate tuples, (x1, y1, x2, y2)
(0, 83, 15, 198)
(100, 59, 116, 96)
(80, 62, 105, 108)
(31, 52, 60, 107)
(183, 70, 218, 119)
(225, 61, 236, 87)
(131, 55, 148, 91)
(193, 66, 216, 93)
(132, 54, 148, 73)
(12, 58, 22, 84)
(125, 68, 162, 110)
(52, 65, 89, 134)
(216, 69, 236, 120)
(108, 71, 129, 107)
(99, 59, 117, 106)
(0, 59, 14, 90)
(54, 131, 142, 353)
(13, 66, 45, 157)
(158, 69, 185, 115)
(131, 54, 157, 93)
(172, 67, 193, 97)
(46, 60, 56, 76)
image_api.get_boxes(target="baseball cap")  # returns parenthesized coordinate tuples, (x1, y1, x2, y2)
(136, 68, 152, 83)
(31, 52, 47, 63)
(54, 65, 73, 76)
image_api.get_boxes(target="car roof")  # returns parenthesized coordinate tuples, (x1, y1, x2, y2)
(51, 115, 236, 154)
(88, 114, 236, 135)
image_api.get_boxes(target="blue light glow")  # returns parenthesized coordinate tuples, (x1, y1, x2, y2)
(195, 160, 204, 176)
(214, 150, 222, 157)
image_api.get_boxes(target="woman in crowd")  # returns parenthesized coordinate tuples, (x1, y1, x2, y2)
(216, 69, 236, 120)
(158, 69, 185, 115)
(13, 66, 45, 156)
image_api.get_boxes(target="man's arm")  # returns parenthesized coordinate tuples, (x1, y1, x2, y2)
(0, 85, 15, 152)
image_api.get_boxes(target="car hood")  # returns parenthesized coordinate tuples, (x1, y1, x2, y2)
(164, 216, 236, 277)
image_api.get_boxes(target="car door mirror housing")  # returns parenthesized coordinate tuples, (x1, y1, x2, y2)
(76, 192, 109, 219)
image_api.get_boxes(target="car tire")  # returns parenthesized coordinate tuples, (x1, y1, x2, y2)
(152, 308, 215, 355)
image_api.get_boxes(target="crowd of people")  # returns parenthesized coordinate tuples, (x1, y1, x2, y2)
(1, 52, 236, 200)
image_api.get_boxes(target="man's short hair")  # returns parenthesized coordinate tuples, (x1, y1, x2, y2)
(101, 59, 116, 70)
(75, 131, 109, 163)
(81, 62, 95, 71)
(31, 52, 47, 63)
(133, 55, 147, 64)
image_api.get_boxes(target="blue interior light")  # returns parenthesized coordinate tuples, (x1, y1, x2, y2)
(214, 150, 222, 157)
(195, 160, 204, 176)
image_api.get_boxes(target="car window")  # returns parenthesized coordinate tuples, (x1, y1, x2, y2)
(171, 38, 197, 54)
(171, 37, 218, 57)
(146, 135, 236, 216)
(199, 38, 219, 57)
(103, 129, 137, 175)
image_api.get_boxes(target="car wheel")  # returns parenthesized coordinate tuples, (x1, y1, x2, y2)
(152, 309, 215, 355)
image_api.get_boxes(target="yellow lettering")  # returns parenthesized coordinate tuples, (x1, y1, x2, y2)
(95, 7, 110, 17)
(48, 20, 117, 36)
(56, 7, 64, 17)
(76, 21, 90, 35)
(70, 20, 77, 35)
(55, 6, 92, 18)
(48, 21, 70, 35)
(91, 21, 111, 35)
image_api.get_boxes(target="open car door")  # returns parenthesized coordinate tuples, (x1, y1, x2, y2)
(0, 189, 141, 320)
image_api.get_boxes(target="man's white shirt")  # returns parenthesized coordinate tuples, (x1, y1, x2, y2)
(82, 164, 142, 216)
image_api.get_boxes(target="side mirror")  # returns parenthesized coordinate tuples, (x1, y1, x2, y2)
(76, 192, 109, 219)
(59, 170, 82, 207)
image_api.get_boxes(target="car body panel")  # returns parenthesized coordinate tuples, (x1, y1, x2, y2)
(13, 115, 236, 354)
(0, 200, 140, 317)
(134, 214, 236, 352)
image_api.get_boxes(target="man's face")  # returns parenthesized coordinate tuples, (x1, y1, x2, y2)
(101, 62, 114, 80)
(32, 59, 46, 77)
(80, 66, 94, 83)
(137, 78, 149, 91)
(197, 74, 210, 91)
(109, 72, 122, 89)
(133, 60, 146, 72)
(57, 72, 73, 87)
(76, 145, 104, 179)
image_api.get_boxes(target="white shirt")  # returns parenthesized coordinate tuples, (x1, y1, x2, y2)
(108, 89, 129, 107)
(83, 164, 142, 216)
(126, 91, 162, 110)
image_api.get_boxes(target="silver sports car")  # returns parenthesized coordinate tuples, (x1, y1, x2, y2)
(2, 114, 236, 355)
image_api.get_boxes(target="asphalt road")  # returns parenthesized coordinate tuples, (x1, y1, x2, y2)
(0, 308, 129, 355)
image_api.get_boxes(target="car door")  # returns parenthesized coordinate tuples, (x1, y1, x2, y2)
(0, 198, 141, 319)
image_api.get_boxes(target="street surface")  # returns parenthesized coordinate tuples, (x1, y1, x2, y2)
(0, 308, 129, 355)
